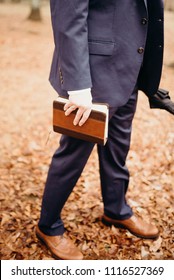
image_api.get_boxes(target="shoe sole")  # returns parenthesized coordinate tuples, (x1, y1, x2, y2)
(102, 217, 159, 240)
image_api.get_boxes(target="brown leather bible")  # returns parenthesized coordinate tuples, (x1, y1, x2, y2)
(53, 97, 109, 145)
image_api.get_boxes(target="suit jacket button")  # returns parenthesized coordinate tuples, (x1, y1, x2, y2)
(137, 47, 144, 54)
(141, 18, 148, 25)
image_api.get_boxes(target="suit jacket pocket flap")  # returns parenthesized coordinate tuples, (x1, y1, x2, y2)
(88, 40, 115, 55)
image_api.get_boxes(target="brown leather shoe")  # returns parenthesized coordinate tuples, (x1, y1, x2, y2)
(36, 225, 83, 260)
(102, 214, 159, 239)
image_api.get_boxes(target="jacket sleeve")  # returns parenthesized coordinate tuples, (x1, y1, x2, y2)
(50, 0, 92, 91)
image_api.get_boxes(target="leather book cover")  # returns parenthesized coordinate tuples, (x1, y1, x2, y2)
(53, 97, 109, 145)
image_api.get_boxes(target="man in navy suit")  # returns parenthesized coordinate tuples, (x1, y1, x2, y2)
(36, 0, 164, 260)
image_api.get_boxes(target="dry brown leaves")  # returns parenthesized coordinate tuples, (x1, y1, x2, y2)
(0, 3, 174, 260)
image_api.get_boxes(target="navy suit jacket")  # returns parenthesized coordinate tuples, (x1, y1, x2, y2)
(49, 0, 164, 108)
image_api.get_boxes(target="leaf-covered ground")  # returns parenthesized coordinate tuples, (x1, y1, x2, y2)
(0, 3, 174, 260)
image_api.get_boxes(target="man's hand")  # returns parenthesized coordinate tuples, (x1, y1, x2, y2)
(148, 89, 174, 115)
(64, 88, 92, 126)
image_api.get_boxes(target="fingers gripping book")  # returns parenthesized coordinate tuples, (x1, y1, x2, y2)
(53, 96, 109, 145)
